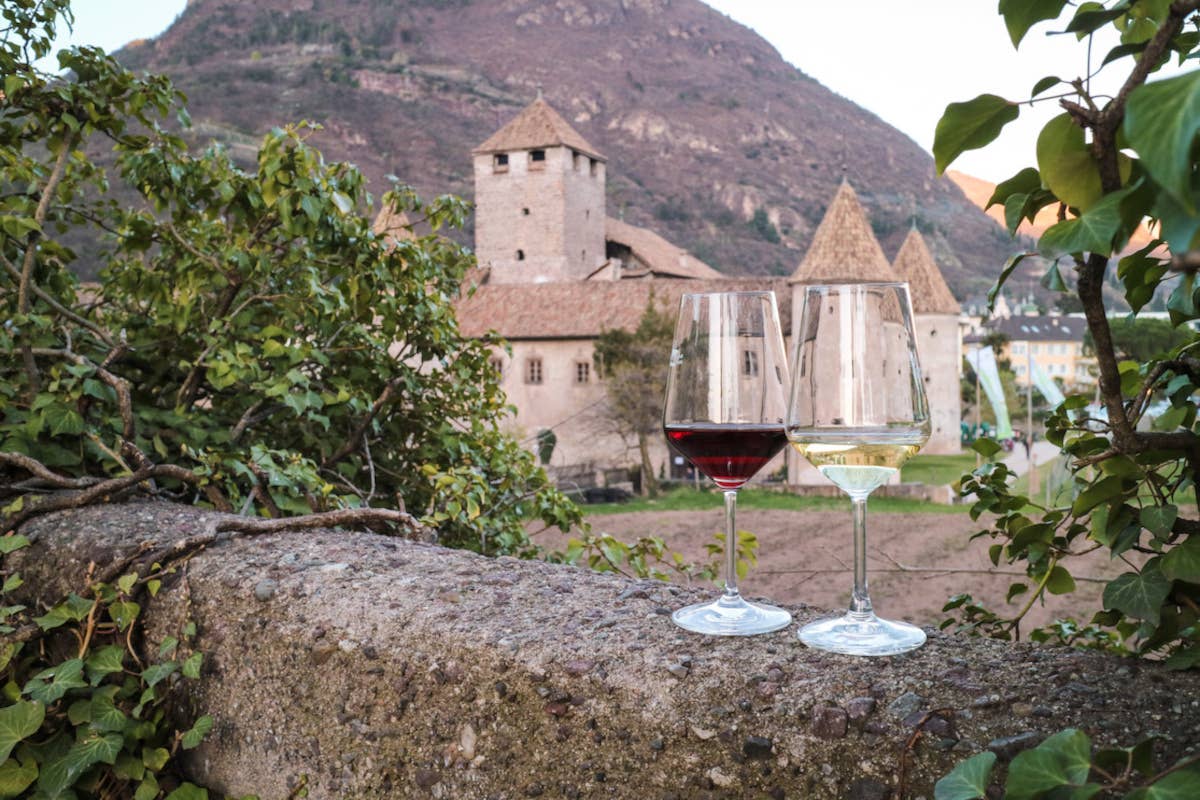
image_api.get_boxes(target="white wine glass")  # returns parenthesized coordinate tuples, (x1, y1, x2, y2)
(786, 282, 931, 655)
(663, 291, 792, 636)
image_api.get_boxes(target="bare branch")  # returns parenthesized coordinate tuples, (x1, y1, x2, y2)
(0, 452, 103, 489)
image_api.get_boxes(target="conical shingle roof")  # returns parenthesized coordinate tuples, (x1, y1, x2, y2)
(372, 205, 415, 246)
(893, 228, 960, 314)
(789, 181, 895, 284)
(473, 97, 605, 161)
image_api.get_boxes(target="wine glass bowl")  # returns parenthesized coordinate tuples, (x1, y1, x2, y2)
(663, 291, 792, 636)
(786, 282, 931, 655)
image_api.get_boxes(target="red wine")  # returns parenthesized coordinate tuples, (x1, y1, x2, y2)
(664, 423, 787, 489)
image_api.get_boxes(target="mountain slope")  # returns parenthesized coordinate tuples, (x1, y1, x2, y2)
(115, 0, 1013, 295)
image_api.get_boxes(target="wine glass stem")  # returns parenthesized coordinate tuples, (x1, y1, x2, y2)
(849, 493, 873, 617)
(723, 489, 740, 600)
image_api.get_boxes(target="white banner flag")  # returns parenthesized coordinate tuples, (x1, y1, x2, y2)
(966, 346, 1014, 439)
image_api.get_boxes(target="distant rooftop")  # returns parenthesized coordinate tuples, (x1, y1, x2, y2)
(985, 315, 1088, 341)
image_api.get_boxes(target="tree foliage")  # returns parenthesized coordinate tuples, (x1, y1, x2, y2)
(0, 0, 580, 554)
(593, 296, 674, 497)
(935, 2, 1200, 669)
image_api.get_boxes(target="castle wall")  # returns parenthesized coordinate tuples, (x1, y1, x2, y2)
(915, 313, 962, 454)
(494, 339, 666, 477)
(473, 147, 605, 284)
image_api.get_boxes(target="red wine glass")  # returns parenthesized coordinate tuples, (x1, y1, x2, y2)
(663, 291, 792, 635)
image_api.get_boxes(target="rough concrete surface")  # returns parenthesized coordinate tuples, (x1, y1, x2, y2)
(15, 501, 1200, 799)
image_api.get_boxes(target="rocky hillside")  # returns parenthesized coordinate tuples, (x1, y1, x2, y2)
(112, 0, 1015, 296)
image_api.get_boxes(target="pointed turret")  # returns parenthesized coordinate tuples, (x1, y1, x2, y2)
(790, 181, 895, 284)
(892, 228, 959, 314)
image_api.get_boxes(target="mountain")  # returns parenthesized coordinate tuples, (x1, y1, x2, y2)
(111, 0, 1014, 296)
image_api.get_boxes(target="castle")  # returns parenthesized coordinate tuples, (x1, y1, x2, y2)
(452, 97, 961, 485)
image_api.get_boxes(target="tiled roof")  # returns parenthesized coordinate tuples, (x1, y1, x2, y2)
(987, 315, 1088, 341)
(892, 228, 960, 315)
(372, 205, 415, 245)
(473, 97, 605, 161)
(455, 278, 791, 339)
(789, 181, 896, 284)
(605, 217, 723, 279)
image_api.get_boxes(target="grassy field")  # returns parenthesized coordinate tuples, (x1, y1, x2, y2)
(584, 486, 965, 516)
(899, 453, 976, 487)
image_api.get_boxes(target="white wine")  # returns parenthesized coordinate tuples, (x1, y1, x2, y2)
(789, 437, 923, 495)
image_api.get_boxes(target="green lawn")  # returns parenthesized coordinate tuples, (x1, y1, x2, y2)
(899, 453, 977, 487)
(584, 486, 964, 516)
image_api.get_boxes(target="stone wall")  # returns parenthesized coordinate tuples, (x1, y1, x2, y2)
(14, 502, 1200, 799)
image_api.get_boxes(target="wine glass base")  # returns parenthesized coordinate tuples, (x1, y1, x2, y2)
(799, 612, 926, 656)
(672, 595, 792, 636)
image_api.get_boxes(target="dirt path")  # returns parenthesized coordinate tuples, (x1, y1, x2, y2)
(579, 506, 1121, 632)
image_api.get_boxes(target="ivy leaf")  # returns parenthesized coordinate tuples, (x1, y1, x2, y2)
(1038, 185, 1133, 257)
(988, 167, 1043, 208)
(1152, 182, 1200, 252)
(0, 756, 39, 797)
(37, 732, 123, 798)
(181, 652, 203, 680)
(1031, 76, 1062, 98)
(134, 773, 160, 800)
(934, 750, 995, 800)
(25, 659, 88, 704)
(998, 0, 1070, 47)
(142, 746, 169, 771)
(0, 701, 44, 763)
(1103, 559, 1172, 625)
(1126, 70, 1200, 212)
(108, 600, 140, 632)
(1006, 729, 1092, 800)
(1126, 767, 1200, 799)
(988, 253, 1030, 310)
(1072, 476, 1129, 516)
(1067, 4, 1131, 36)
(1045, 565, 1076, 595)
(934, 95, 1020, 174)
(84, 645, 127, 685)
(1161, 538, 1200, 583)
(1141, 505, 1179, 540)
(141, 662, 178, 689)
(1040, 263, 1068, 292)
(34, 594, 95, 631)
(0, 537, 29, 555)
(180, 715, 213, 750)
(165, 783, 209, 800)
(1037, 114, 1104, 211)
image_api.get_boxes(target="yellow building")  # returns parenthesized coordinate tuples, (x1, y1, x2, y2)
(965, 315, 1095, 389)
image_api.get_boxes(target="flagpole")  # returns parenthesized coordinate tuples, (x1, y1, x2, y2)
(1027, 345, 1038, 495)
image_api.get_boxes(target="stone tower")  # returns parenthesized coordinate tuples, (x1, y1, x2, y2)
(893, 227, 962, 454)
(473, 97, 607, 284)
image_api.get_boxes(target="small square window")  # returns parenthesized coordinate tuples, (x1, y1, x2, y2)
(575, 362, 590, 384)
(742, 350, 759, 377)
(493, 153, 509, 173)
(529, 149, 546, 170)
(526, 358, 543, 384)
(490, 357, 504, 377)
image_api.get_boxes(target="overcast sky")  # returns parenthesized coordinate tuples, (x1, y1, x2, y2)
(40, 0, 1175, 183)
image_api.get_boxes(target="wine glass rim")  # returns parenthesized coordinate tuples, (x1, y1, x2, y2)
(679, 290, 778, 298)
(802, 280, 910, 291)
